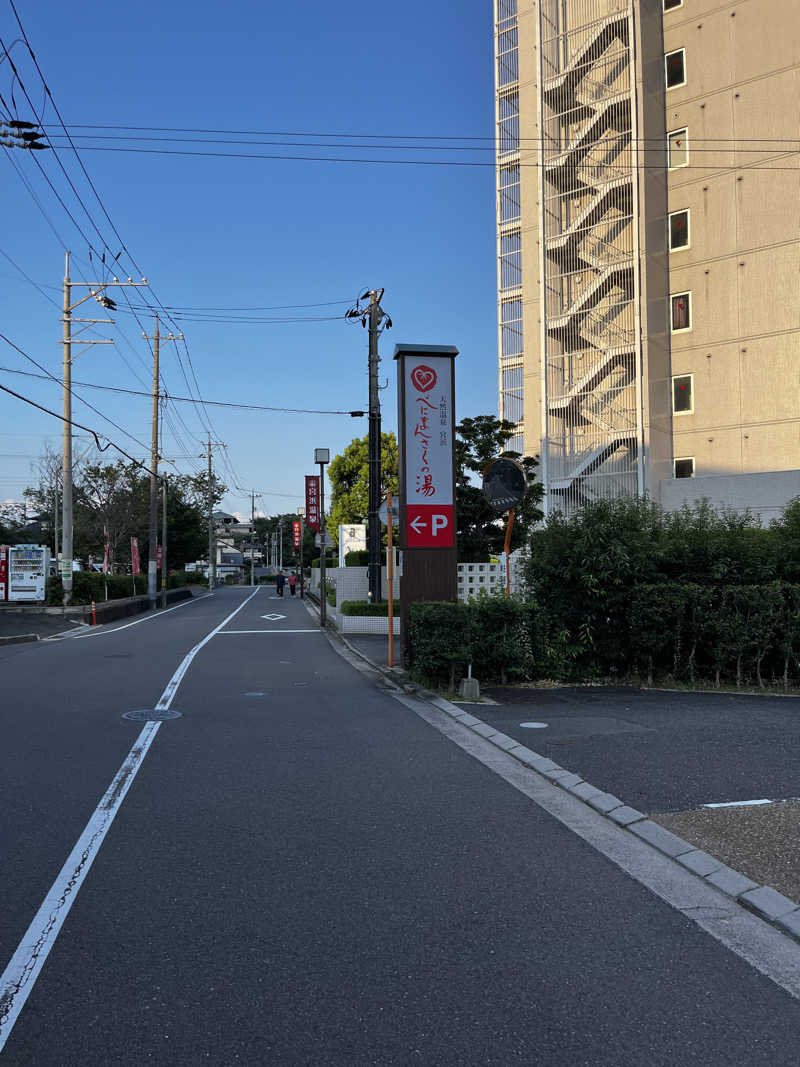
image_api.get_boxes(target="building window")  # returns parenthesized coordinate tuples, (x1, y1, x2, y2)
(506, 432, 524, 455)
(497, 0, 517, 22)
(670, 292, 691, 332)
(498, 92, 519, 157)
(499, 163, 520, 223)
(663, 0, 683, 11)
(668, 127, 689, 169)
(665, 49, 686, 89)
(672, 374, 693, 414)
(502, 366, 524, 422)
(668, 209, 690, 250)
(497, 27, 519, 87)
(501, 298, 523, 358)
(500, 230, 522, 290)
(674, 457, 694, 478)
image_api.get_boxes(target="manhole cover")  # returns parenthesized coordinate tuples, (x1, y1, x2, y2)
(122, 708, 182, 722)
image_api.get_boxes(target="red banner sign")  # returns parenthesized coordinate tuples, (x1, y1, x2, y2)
(402, 354, 454, 547)
(131, 537, 140, 576)
(156, 544, 163, 571)
(305, 476, 321, 531)
(292, 520, 302, 549)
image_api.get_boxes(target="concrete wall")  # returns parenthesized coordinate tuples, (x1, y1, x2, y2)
(659, 469, 800, 525)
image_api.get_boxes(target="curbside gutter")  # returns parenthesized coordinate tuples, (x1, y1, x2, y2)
(331, 626, 800, 948)
(0, 633, 38, 647)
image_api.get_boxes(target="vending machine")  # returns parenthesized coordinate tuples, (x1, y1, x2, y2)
(7, 545, 50, 602)
(0, 545, 8, 602)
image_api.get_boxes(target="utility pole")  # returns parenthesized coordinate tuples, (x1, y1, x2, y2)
(161, 476, 168, 609)
(203, 435, 225, 589)
(346, 289, 391, 604)
(60, 253, 146, 605)
(251, 490, 256, 587)
(142, 315, 183, 607)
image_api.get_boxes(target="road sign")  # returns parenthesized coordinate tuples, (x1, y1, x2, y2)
(378, 498, 400, 527)
(483, 457, 527, 512)
(406, 505, 454, 547)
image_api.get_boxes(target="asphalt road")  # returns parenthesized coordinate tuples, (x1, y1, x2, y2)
(3, 591, 800, 1064)
(479, 686, 800, 812)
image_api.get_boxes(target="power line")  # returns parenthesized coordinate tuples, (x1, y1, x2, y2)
(0, 357, 367, 415)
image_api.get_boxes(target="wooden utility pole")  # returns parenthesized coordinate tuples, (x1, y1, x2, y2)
(142, 316, 182, 606)
(60, 255, 145, 605)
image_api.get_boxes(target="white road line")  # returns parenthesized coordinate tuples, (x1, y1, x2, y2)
(217, 629, 320, 634)
(72, 592, 214, 639)
(0, 586, 260, 1052)
(703, 799, 773, 808)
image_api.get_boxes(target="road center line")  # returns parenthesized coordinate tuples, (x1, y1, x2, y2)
(0, 586, 260, 1052)
(217, 629, 321, 634)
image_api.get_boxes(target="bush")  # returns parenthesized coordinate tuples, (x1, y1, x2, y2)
(339, 600, 400, 616)
(46, 571, 147, 605)
(344, 550, 369, 567)
(470, 594, 534, 684)
(408, 601, 473, 689)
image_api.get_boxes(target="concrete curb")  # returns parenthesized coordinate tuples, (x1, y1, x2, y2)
(0, 633, 39, 646)
(331, 629, 800, 949)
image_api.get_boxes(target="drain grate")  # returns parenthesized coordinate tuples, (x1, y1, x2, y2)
(122, 708, 182, 722)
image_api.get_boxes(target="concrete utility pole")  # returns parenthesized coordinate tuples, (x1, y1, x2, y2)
(60, 253, 146, 605)
(346, 288, 391, 604)
(161, 476, 168, 609)
(203, 435, 225, 590)
(142, 315, 183, 606)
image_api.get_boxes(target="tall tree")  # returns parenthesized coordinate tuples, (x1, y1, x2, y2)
(328, 432, 399, 544)
(455, 415, 543, 562)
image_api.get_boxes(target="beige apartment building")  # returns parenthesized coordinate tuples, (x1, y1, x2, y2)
(495, 0, 800, 521)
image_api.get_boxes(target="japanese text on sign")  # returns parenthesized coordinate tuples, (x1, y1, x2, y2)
(305, 476, 321, 532)
(404, 357, 453, 508)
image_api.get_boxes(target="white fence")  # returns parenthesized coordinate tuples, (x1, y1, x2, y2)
(310, 551, 527, 632)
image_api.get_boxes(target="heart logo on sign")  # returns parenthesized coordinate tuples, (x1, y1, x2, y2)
(410, 365, 437, 392)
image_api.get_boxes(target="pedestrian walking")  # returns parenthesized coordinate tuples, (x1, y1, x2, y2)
(288, 572, 297, 596)
(276, 572, 286, 597)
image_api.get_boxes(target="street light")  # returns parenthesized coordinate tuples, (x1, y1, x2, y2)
(315, 448, 330, 628)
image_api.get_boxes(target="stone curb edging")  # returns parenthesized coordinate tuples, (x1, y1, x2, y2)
(0, 633, 39, 646)
(329, 628, 800, 948)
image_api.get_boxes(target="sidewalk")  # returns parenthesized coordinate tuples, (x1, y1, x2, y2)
(0, 611, 86, 642)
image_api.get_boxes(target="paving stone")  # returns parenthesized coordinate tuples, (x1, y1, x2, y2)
(542, 769, 582, 787)
(491, 733, 521, 751)
(706, 865, 759, 898)
(739, 885, 800, 921)
(507, 746, 544, 765)
(529, 757, 560, 773)
(609, 806, 646, 826)
(470, 722, 499, 738)
(677, 850, 724, 877)
(629, 819, 695, 858)
(567, 781, 603, 802)
(777, 910, 800, 940)
(586, 792, 623, 814)
(454, 712, 480, 726)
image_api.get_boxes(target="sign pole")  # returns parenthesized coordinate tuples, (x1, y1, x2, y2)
(394, 344, 459, 659)
(503, 509, 515, 597)
(387, 491, 394, 668)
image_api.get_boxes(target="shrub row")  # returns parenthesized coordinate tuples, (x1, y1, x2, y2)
(408, 596, 532, 689)
(46, 572, 148, 605)
(339, 600, 400, 617)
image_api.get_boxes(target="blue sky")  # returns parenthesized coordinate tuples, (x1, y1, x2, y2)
(0, 0, 498, 521)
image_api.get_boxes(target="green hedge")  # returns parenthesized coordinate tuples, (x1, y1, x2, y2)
(344, 550, 369, 567)
(339, 600, 400, 616)
(46, 572, 147, 605)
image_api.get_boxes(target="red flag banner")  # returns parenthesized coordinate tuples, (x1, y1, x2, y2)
(305, 476, 321, 532)
(292, 521, 302, 549)
(102, 526, 109, 574)
(131, 537, 141, 576)
(157, 545, 163, 571)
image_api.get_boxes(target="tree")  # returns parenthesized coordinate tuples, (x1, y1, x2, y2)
(455, 415, 543, 562)
(328, 432, 399, 543)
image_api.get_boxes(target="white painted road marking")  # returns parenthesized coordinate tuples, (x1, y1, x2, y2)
(520, 722, 549, 729)
(703, 799, 773, 808)
(0, 587, 260, 1052)
(73, 592, 214, 639)
(218, 629, 320, 634)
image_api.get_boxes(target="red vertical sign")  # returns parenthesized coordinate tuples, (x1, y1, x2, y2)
(292, 520, 302, 549)
(402, 355, 455, 547)
(305, 476, 321, 531)
(131, 537, 140, 576)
